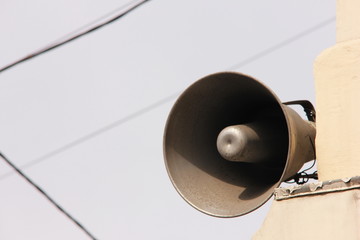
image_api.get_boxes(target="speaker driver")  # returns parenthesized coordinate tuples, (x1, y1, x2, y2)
(163, 72, 315, 217)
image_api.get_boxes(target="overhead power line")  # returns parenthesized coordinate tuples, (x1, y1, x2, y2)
(0, 93, 180, 180)
(227, 17, 335, 71)
(0, 152, 97, 240)
(0, 0, 150, 74)
(0, 17, 335, 180)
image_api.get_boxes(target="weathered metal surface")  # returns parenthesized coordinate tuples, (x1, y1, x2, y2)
(163, 72, 316, 217)
(275, 176, 360, 200)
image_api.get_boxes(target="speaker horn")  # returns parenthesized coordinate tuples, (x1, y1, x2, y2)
(163, 72, 316, 217)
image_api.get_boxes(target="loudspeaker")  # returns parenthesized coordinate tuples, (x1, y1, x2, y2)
(163, 72, 316, 217)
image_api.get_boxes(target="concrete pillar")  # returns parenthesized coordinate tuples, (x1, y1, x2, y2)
(253, 188, 360, 240)
(253, 1, 360, 239)
(315, 0, 360, 180)
(336, 0, 360, 43)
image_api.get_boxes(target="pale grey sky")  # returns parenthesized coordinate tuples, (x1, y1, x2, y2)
(0, 1, 335, 239)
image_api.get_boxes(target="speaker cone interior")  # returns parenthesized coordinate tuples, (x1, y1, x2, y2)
(163, 72, 315, 217)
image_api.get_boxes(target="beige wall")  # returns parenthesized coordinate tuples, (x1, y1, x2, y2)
(254, 1, 360, 238)
(315, 0, 360, 180)
(253, 189, 360, 240)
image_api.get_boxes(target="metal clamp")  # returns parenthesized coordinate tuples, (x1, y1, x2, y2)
(284, 100, 316, 122)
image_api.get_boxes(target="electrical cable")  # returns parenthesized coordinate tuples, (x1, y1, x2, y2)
(285, 159, 317, 184)
(226, 17, 335, 71)
(0, 17, 335, 180)
(0, 93, 179, 180)
(0, 3, 334, 239)
(0, 0, 150, 74)
(0, 151, 97, 240)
